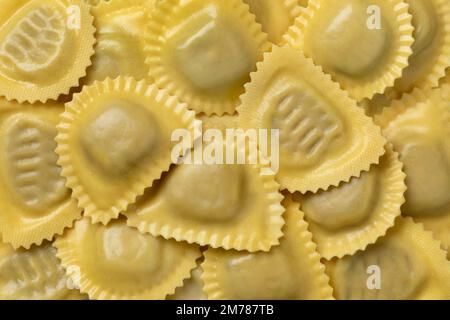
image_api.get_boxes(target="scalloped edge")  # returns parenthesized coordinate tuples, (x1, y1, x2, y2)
(0, 0, 96, 104)
(283, 0, 415, 101)
(55, 76, 196, 225)
(167, 262, 207, 300)
(144, 0, 271, 116)
(326, 217, 450, 300)
(201, 196, 334, 300)
(82, 0, 155, 86)
(374, 87, 450, 258)
(296, 143, 407, 260)
(54, 217, 202, 300)
(394, 0, 450, 94)
(245, 0, 303, 45)
(357, 87, 402, 118)
(237, 45, 387, 193)
(374, 87, 441, 128)
(197, 113, 239, 132)
(0, 201, 82, 250)
(0, 101, 83, 249)
(125, 143, 285, 253)
(409, 217, 450, 272)
(414, 212, 450, 260)
(0, 241, 86, 300)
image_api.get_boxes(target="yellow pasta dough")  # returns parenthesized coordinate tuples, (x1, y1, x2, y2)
(441, 81, 450, 100)
(0, 0, 96, 103)
(0, 99, 81, 249)
(54, 217, 201, 300)
(201, 196, 333, 300)
(327, 217, 450, 299)
(376, 88, 450, 258)
(284, 0, 415, 101)
(56, 77, 196, 225)
(125, 143, 285, 252)
(362, 0, 450, 115)
(238, 46, 386, 193)
(394, 0, 450, 94)
(0, 0, 448, 302)
(85, 0, 153, 84)
(198, 113, 238, 133)
(295, 144, 406, 259)
(168, 266, 207, 300)
(244, 0, 302, 45)
(145, 0, 270, 115)
(0, 241, 86, 300)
